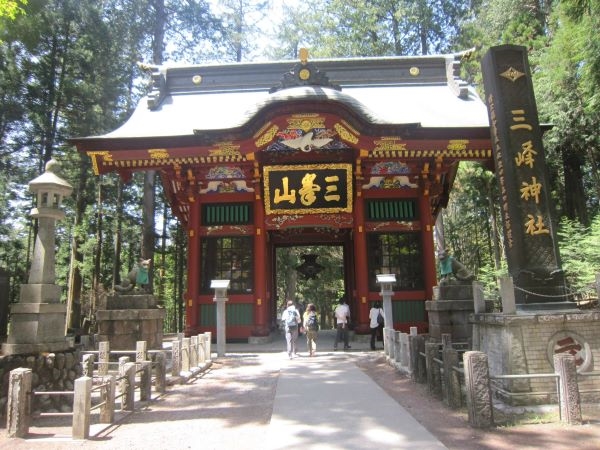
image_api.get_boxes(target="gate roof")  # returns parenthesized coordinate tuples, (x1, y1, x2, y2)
(71, 51, 490, 149)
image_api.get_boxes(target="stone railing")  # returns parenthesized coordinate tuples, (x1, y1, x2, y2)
(5, 334, 213, 440)
(384, 331, 592, 428)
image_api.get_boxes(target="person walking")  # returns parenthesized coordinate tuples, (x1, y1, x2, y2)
(333, 296, 351, 350)
(303, 303, 319, 356)
(281, 300, 300, 359)
(369, 301, 384, 350)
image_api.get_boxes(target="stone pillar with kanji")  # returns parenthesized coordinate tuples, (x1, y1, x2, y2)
(482, 45, 569, 310)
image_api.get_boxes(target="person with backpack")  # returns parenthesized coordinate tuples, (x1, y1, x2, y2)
(281, 299, 300, 359)
(369, 301, 384, 350)
(302, 303, 319, 357)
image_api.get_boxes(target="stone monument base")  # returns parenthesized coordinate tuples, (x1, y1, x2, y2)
(96, 294, 165, 350)
(471, 310, 600, 406)
(2, 302, 70, 355)
(425, 299, 474, 342)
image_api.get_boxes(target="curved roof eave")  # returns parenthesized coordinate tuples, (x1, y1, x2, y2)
(70, 84, 490, 151)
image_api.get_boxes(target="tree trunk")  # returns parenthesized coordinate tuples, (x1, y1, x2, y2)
(562, 146, 589, 226)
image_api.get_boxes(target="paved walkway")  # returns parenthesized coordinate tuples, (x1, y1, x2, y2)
(1, 331, 447, 449)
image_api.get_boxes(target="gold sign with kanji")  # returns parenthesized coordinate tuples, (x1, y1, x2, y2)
(264, 164, 353, 215)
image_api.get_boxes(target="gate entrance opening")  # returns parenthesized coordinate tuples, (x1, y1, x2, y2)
(274, 243, 345, 332)
(269, 227, 354, 333)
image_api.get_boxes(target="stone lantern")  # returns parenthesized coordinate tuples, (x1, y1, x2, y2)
(2, 159, 73, 355)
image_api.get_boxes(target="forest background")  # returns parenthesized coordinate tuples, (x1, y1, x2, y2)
(0, 0, 599, 334)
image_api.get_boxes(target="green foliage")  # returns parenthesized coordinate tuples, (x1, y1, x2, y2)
(0, 0, 27, 20)
(267, 0, 473, 58)
(557, 215, 600, 294)
(276, 245, 345, 327)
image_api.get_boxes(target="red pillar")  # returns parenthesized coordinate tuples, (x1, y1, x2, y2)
(420, 193, 436, 300)
(353, 183, 370, 334)
(184, 199, 201, 335)
(252, 191, 269, 336)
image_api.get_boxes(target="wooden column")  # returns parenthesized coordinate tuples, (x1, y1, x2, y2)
(253, 181, 269, 336)
(185, 199, 201, 335)
(420, 193, 436, 301)
(353, 178, 369, 333)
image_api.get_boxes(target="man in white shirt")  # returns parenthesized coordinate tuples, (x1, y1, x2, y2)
(333, 296, 351, 350)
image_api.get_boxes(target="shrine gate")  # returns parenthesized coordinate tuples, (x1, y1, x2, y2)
(71, 49, 506, 340)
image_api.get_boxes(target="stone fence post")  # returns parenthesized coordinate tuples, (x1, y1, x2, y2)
(120, 362, 136, 411)
(399, 332, 409, 368)
(190, 335, 199, 367)
(409, 334, 426, 383)
(172, 339, 182, 376)
(443, 347, 461, 409)
(554, 353, 582, 425)
(100, 375, 116, 424)
(198, 334, 207, 364)
(72, 376, 92, 440)
(136, 340, 148, 363)
(393, 331, 401, 363)
(463, 351, 493, 428)
(154, 352, 167, 393)
(98, 341, 110, 375)
(182, 338, 191, 372)
(425, 342, 441, 398)
(140, 361, 152, 402)
(205, 332, 212, 360)
(7, 368, 32, 438)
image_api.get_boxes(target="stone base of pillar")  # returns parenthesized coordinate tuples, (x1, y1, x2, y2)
(425, 299, 474, 341)
(471, 310, 600, 406)
(96, 294, 165, 350)
(2, 303, 69, 355)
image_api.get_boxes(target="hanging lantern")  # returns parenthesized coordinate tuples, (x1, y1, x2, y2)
(296, 254, 324, 280)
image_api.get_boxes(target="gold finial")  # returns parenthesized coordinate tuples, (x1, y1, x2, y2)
(299, 48, 309, 65)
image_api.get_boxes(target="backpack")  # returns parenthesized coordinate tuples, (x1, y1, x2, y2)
(377, 309, 384, 326)
(306, 313, 319, 331)
(285, 310, 298, 328)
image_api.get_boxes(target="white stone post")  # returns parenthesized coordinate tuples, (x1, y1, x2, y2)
(190, 335, 199, 367)
(376, 274, 396, 353)
(182, 338, 190, 372)
(211, 280, 230, 357)
(205, 332, 212, 361)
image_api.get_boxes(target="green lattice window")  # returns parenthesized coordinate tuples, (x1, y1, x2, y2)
(201, 236, 253, 294)
(202, 203, 252, 225)
(365, 199, 418, 221)
(366, 232, 423, 291)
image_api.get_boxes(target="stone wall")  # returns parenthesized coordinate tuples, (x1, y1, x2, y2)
(471, 310, 600, 405)
(0, 349, 83, 420)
